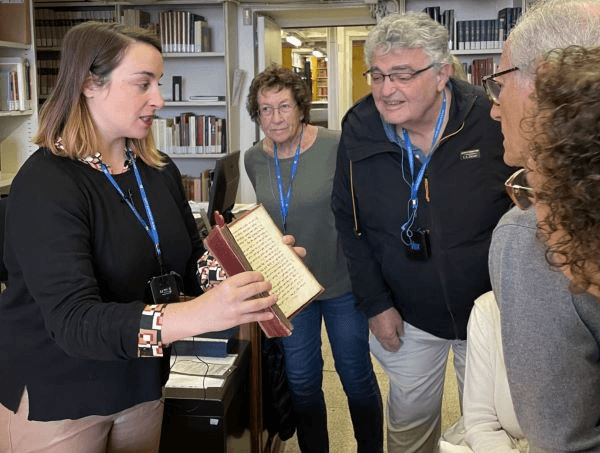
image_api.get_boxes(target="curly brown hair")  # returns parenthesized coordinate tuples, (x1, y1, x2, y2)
(246, 65, 311, 124)
(530, 45, 600, 293)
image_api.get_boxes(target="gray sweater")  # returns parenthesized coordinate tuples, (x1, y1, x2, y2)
(489, 207, 600, 452)
(244, 126, 351, 301)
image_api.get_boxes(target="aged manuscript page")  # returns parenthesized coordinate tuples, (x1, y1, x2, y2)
(228, 205, 323, 318)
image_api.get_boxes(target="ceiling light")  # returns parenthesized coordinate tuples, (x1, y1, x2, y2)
(285, 35, 302, 47)
(312, 49, 324, 58)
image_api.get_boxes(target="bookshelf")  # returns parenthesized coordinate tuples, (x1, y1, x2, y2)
(406, 0, 525, 86)
(32, 1, 240, 195)
(315, 58, 328, 101)
(0, 0, 38, 195)
(34, 4, 118, 105)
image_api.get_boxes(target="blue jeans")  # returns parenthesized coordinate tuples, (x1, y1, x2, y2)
(281, 291, 383, 453)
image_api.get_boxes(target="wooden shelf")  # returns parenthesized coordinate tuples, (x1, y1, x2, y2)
(163, 51, 225, 58)
(166, 153, 226, 159)
(0, 110, 33, 118)
(0, 41, 29, 50)
(453, 48, 502, 55)
(162, 101, 226, 107)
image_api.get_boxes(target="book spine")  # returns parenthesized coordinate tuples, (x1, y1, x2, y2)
(448, 10, 455, 50)
(189, 113, 196, 149)
(167, 10, 174, 53)
(159, 11, 166, 53)
(203, 227, 292, 338)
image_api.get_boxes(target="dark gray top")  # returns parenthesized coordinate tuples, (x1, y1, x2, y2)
(490, 207, 600, 452)
(245, 126, 351, 300)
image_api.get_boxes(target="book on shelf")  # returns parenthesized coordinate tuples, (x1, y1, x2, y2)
(449, 6, 523, 52)
(119, 9, 151, 29)
(422, 6, 441, 23)
(181, 170, 212, 202)
(470, 56, 494, 87)
(497, 7, 522, 44)
(152, 114, 226, 156)
(159, 10, 211, 54)
(193, 15, 211, 52)
(441, 9, 454, 50)
(188, 95, 225, 102)
(35, 8, 116, 49)
(204, 204, 324, 338)
(0, 57, 32, 112)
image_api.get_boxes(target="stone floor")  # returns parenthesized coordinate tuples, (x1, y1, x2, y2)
(280, 327, 461, 452)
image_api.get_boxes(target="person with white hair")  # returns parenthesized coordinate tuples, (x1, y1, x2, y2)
(332, 11, 513, 453)
(486, 1, 600, 451)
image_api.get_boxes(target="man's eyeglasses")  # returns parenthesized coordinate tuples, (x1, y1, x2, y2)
(482, 67, 519, 104)
(259, 103, 296, 118)
(505, 168, 535, 210)
(363, 64, 435, 86)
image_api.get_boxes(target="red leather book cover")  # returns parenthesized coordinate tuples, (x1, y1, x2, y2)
(203, 211, 293, 338)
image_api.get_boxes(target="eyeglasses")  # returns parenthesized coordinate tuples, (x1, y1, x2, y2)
(259, 103, 296, 118)
(363, 64, 435, 86)
(482, 67, 520, 104)
(505, 168, 535, 210)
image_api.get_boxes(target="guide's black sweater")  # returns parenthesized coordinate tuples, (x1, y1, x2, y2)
(0, 148, 204, 420)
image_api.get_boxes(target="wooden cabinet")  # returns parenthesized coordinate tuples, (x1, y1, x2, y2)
(0, 0, 38, 195)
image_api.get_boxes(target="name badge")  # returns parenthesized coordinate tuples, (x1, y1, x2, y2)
(460, 149, 480, 160)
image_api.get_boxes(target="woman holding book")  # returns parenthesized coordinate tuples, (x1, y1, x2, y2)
(244, 65, 384, 453)
(0, 22, 295, 453)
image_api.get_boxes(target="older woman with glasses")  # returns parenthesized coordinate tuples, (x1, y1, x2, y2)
(487, 1, 600, 450)
(244, 65, 383, 453)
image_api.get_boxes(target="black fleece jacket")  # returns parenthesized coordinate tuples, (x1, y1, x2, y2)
(332, 78, 513, 340)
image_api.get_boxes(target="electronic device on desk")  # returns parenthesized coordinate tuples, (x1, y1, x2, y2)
(171, 326, 240, 357)
(207, 150, 241, 227)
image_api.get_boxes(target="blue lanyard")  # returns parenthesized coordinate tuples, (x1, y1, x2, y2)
(273, 126, 304, 234)
(101, 149, 164, 271)
(400, 90, 447, 242)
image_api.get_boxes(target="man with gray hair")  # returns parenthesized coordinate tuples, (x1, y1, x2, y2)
(331, 11, 513, 453)
(486, 1, 600, 451)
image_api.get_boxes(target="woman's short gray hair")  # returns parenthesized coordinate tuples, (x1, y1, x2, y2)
(364, 11, 450, 69)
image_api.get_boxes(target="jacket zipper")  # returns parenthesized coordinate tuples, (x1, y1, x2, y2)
(426, 135, 462, 340)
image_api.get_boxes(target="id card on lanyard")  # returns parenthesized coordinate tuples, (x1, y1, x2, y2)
(400, 90, 446, 260)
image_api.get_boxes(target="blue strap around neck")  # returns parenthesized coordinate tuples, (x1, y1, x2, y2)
(400, 90, 447, 244)
(273, 125, 304, 234)
(100, 148, 164, 272)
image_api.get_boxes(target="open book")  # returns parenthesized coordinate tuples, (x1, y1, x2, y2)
(203, 204, 324, 337)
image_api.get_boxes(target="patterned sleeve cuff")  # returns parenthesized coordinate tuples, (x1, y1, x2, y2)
(196, 250, 228, 291)
(138, 303, 167, 357)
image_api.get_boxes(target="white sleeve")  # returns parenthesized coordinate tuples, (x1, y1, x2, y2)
(463, 292, 522, 453)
